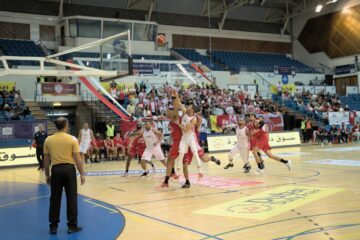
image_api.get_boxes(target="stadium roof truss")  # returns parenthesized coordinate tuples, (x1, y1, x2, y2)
(0, 32, 130, 78)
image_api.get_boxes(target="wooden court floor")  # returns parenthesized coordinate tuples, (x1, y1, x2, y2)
(1, 144, 360, 240)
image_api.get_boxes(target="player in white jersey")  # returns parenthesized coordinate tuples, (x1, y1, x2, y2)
(78, 123, 95, 163)
(224, 117, 251, 173)
(140, 121, 166, 175)
(175, 103, 203, 178)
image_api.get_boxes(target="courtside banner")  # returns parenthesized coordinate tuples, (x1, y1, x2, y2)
(0, 147, 37, 167)
(207, 131, 301, 152)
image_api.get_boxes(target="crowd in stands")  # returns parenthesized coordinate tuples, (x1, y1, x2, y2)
(107, 80, 283, 121)
(289, 90, 360, 145)
(291, 90, 344, 119)
(0, 86, 31, 121)
(313, 122, 360, 145)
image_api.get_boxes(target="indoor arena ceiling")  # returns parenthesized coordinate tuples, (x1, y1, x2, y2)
(40, 0, 327, 24)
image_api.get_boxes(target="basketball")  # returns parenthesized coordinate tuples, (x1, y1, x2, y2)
(156, 34, 166, 46)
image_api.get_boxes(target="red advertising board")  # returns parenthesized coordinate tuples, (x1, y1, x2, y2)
(41, 83, 77, 95)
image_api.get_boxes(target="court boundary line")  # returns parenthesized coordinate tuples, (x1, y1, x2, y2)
(83, 198, 127, 239)
(116, 205, 224, 240)
(273, 222, 360, 240)
(199, 210, 360, 239)
(0, 182, 127, 240)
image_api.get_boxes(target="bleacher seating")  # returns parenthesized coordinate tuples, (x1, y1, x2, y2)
(173, 48, 225, 71)
(0, 39, 45, 67)
(0, 96, 34, 122)
(339, 94, 360, 111)
(210, 50, 318, 73)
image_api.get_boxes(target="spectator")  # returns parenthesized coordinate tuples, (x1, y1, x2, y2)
(118, 88, 125, 106)
(352, 122, 360, 142)
(126, 101, 135, 115)
(22, 106, 31, 119)
(329, 124, 338, 144)
(105, 120, 115, 139)
(316, 128, 331, 145)
(301, 118, 306, 143)
(305, 119, 312, 143)
(276, 82, 282, 101)
(339, 122, 349, 143)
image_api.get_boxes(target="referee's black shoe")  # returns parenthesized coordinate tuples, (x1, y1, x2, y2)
(49, 224, 57, 235)
(68, 226, 83, 234)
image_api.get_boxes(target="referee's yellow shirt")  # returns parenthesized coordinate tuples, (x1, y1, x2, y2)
(44, 132, 80, 165)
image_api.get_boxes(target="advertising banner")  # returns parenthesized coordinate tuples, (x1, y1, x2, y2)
(207, 131, 301, 152)
(0, 81, 16, 91)
(41, 83, 77, 95)
(328, 112, 349, 125)
(195, 186, 343, 220)
(0, 122, 47, 140)
(0, 147, 37, 167)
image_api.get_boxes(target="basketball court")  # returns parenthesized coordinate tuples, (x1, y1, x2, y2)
(1, 0, 360, 239)
(2, 144, 360, 239)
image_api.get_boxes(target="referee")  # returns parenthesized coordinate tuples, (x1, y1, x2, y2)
(31, 124, 47, 170)
(43, 117, 85, 235)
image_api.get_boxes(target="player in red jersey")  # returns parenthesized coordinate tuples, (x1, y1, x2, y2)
(104, 136, 116, 161)
(113, 133, 125, 160)
(159, 106, 182, 188)
(95, 134, 106, 161)
(239, 113, 265, 171)
(252, 120, 292, 171)
(89, 136, 99, 162)
(123, 122, 147, 176)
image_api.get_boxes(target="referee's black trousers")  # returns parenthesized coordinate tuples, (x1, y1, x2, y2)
(49, 164, 78, 227)
(36, 146, 44, 168)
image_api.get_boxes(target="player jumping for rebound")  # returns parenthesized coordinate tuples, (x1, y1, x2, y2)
(252, 119, 292, 171)
(160, 107, 182, 188)
(140, 121, 167, 176)
(224, 116, 251, 173)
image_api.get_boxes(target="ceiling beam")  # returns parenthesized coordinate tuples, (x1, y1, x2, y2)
(219, 9, 228, 30)
(280, 17, 289, 35)
(202, 0, 227, 16)
(58, 0, 64, 19)
(127, 0, 149, 9)
(146, 0, 156, 21)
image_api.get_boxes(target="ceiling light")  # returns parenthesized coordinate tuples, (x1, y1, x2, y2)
(326, 0, 338, 4)
(315, 4, 323, 12)
(53, 102, 62, 106)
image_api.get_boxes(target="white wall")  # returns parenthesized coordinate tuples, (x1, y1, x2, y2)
(292, 1, 360, 69)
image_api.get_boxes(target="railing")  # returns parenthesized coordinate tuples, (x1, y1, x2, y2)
(80, 90, 120, 129)
(254, 72, 272, 99)
(36, 40, 51, 56)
